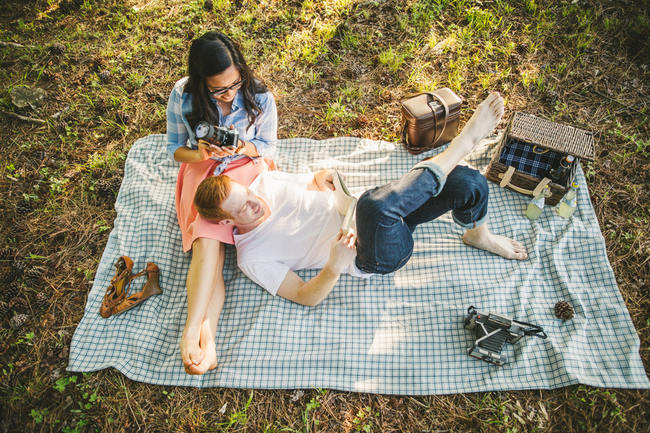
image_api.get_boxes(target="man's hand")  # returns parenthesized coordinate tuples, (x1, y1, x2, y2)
(276, 230, 357, 307)
(309, 169, 335, 191)
(326, 230, 357, 274)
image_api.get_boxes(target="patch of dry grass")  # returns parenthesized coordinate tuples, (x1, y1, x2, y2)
(0, 0, 648, 431)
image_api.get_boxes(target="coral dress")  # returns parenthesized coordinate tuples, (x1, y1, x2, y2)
(166, 78, 278, 252)
(175, 157, 273, 252)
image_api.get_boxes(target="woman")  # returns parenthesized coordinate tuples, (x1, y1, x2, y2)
(166, 31, 277, 375)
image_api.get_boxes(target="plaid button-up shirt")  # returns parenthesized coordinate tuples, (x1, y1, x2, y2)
(166, 77, 277, 174)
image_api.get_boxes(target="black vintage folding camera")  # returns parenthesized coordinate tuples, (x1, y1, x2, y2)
(194, 121, 239, 149)
(464, 306, 547, 366)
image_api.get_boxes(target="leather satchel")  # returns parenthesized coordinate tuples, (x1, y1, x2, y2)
(401, 88, 463, 154)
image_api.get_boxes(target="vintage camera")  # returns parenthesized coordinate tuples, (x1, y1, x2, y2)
(464, 306, 547, 366)
(194, 121, 239, 148)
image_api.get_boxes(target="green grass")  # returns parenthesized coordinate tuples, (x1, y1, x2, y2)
(0, 0, 649, 431)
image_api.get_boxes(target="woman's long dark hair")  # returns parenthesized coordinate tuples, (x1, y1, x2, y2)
(184, 31, 268, 130)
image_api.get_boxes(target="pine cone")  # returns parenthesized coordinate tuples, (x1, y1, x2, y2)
(0, 246, 14, 261)
(24, 266, 44, 286)
(95, 178, 121, 201)
(0, 300, 8, 318)
(35, 292, 49, 310)
(554, 300, 574, 320)
(49, 42, 65, 55)
(4, 281, 21, 301)
(98, 70, 111, 82)
(9, 313, 30, 329)
(9, 296, 27, 312)
(13, 260, 27, 276)
(16, 201, 33, 216)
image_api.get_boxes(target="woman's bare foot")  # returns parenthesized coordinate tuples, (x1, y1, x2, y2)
(452, 91, 505, 155)
(185, 321, 218, 375)
(462, 223, 528, 260)
(180, 325, 204, 373)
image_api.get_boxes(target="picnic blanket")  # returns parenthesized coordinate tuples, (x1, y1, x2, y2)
(68, 134, 650, 393)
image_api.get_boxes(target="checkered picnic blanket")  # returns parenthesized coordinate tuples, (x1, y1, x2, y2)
(68, 134, 650, 393)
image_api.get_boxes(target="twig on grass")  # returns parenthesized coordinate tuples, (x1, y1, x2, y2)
(0, 41, 25, 48)
(119, 374, 142, 431)
(575, 89, 648, 117)
(408, 396, 429, 407)
(0, 109, 47, 124)
(52, 105, 70, 120)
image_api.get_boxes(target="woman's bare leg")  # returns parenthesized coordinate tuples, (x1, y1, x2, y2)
(185, 285, 222, 374)
(180, 237, 225, 375)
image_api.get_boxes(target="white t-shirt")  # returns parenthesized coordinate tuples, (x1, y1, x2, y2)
(234, 171, 370, 295)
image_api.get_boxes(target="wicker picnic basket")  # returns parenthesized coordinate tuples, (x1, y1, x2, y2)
(485, 112, 595, 206)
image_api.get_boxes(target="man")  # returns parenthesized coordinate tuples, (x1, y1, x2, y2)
(193, 92, 527, 307)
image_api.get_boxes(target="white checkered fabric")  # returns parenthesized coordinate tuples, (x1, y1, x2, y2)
(68, 134, 650, 393)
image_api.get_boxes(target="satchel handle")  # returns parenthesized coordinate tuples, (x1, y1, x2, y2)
(400, 90, 451, 149)
(425, 91, 450, 146)
(401, 122, 409, 145)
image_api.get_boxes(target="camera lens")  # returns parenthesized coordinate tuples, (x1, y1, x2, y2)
(195, 121, 212, 139)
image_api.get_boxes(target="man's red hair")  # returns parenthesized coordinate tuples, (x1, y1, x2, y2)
(193, 175, 234, 222)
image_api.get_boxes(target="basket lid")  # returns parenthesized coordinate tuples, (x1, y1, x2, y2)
(508, 112, 595, 161)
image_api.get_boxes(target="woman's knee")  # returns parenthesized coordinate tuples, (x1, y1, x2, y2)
(191, 238, 225, 269)
(192, 237, 223, 252)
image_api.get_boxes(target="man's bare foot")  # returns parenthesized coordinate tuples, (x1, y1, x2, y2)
(453, 92, 504, 155)
(185, 322, 218, 375)
(462, 224, 528, 260)
(418, 92, 505, 176)
(180, 325, 204, 373)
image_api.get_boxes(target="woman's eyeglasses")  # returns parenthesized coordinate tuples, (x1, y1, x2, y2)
(208, 78, 244, 96)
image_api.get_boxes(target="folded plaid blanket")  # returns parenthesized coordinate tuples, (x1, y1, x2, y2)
(68, 134, 649, 393)
(498, 139, 563, 178)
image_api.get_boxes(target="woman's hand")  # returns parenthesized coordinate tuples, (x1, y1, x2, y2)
(197, 139, 237, 160)
(235, 140, 260, 158)
(213, 125, 258, 158)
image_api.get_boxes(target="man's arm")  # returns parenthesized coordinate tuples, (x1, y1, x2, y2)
(276, 231, 356, 307)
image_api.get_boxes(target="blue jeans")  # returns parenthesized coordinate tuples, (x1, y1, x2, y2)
(354, 164, 489, 274)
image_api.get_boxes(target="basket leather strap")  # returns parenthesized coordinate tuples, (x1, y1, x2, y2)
(532, 178, 552, 197)
(499, 166, 516, 188)
(425, 91, 449, 145)
(498, 166, 552, 196)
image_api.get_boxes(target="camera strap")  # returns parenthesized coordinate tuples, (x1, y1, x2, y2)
(512, 319, 548, 339)
(467, 306, 547, 339)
